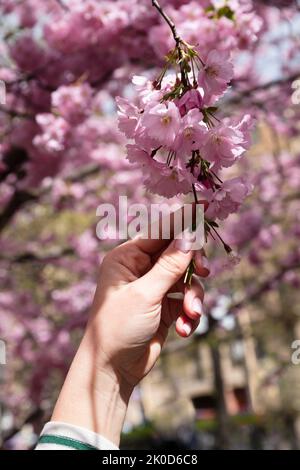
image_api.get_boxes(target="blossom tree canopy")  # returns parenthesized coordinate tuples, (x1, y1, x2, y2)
(0, 0, 300, 445)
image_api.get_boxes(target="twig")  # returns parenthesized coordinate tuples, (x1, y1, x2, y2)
(228, 71, 300, 105)
(55, 0, 69, 11)
(151, 0, 180, 45)
(0, 105, 34, 120)
(0, 163, 101, 233)
(192, 183, 198, 204)
(0, 247, 74, 264)
(151, 0, 188, 87)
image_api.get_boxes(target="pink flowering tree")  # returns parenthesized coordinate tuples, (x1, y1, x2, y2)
(0, 0, 300, 448)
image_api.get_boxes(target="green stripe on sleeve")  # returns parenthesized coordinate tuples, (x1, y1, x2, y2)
(38, 434, 98, 450)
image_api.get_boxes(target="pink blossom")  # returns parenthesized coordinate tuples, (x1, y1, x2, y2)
(175, 89, 204, 117)
(126, 144, 196, 197)
(141, 101, 181, 149)
(132, 74, 172, 106)
(198, 50, 233, 104)
(200, 122, 247, 169)
(52, 83, 93, 125)
(116, 96, 139, 138)
(203, 177, 253, 220)
(34, 114, 70, 153)
(175, 109, 207, 156)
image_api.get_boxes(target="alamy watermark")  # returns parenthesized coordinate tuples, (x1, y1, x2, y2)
(0, 80, 6, 105)
(291, 340, 300, 365)
(0, 339, 6, 365)
(291, 79, 300, 105)
(96, 197, 205, 250)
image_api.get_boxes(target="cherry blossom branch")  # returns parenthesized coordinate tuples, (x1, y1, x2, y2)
(151, 0, 189, 87)
(162, 261, 300, 354)
(55, 0, 69, 11)
(0, 163, 101, 232)
(2, 408, 44, 447)
(228, 262, 300, 314)
(0, 104, 34, 120)
(0, 190, 37, 232)
(0, 247, 74, 264)
(228, 71, 300, 105)
(152, 0, 180, 44)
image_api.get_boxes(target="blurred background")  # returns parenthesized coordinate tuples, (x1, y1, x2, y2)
(0, 0, 300, 450)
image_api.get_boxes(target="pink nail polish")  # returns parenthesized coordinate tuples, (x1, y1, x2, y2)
(182, 323, 192, 336)
(174, 238, 192, 253)
(192, 297, 202, 315)
(202, 256, 210, 271)
(174, 229, 195, 253)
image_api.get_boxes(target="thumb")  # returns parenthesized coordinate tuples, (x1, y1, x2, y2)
(137, 235, 194, 299)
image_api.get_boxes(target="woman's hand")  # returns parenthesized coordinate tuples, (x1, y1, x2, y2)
(88, 233, 209, 387)
(52, 216, 209, 446)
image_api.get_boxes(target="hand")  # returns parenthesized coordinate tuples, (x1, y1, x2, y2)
(88, 232, 209, 388)
(52, 212, 209, 445)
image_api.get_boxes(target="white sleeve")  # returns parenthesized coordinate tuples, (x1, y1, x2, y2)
(35, 421, 119, 450)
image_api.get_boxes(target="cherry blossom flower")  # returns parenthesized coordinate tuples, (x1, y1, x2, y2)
(126, 144, 196, 198)
(203, 177, 253, 220)
(175, 89, 204, 116)
(116, 97, 139, 139)
(141, 101, 181, 149)
(198, 50, 234, 103)
(200, 121, 249, 169)
(52, 83, 93, 125)
(175, 109, 207, 156)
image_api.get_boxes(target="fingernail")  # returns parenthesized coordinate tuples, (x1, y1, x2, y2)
(174, 230, 195, 253)
(192, 297, 202, 315)
(202, 256, 210, 271)
(167, 292, 184, 300)
(174, 238, 192, 253)
(182, 323, 192, 336)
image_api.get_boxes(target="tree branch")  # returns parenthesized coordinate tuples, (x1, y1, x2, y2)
(0, 104, 34, 120)
(228, 71, 300, 105)
(0, 163, 101, 233)
(2, 408, 44, 447)
(0, 247, 75, 264)
(162, 262, 300, 355)
(0, 190, 38, 232)
(151, 0, 180, 45)
(55, 0, 69, 11)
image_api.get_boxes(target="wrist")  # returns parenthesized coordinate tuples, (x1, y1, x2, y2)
(51, 331, 133, 446)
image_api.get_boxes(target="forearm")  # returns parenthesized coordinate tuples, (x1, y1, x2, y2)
(51, 331, 133, 447)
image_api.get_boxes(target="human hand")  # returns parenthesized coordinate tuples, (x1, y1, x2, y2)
(88, 228, 209, 388)
(52, 210, 209, 445)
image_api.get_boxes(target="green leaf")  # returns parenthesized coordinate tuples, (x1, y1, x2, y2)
(205, 5, 215, 14)
(217, 6, 235, 21)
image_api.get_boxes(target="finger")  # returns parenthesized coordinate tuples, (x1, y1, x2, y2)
(175, 313, 200, 338)
(183, 275, 204, 320)
(137, 237, 193, 299)
(132, 203, 204, 255)
(194, 250, 210, 277)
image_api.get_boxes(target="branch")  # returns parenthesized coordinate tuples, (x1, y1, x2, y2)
(55, 0, 69, 11)
(2, 408, 44, 447)
(151, 0, 180, 45)
(0, 147, 28, 183)
(0, 190, 38, 232)
(0, 247, 74, 264)
(228, 71, 300, 105)
(228, 262, 300, 313)
(151, 1, 188, 87)
(0, 163, 101, 233)
(162, 262, 300, 355)
(0, 104, 34, 120)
